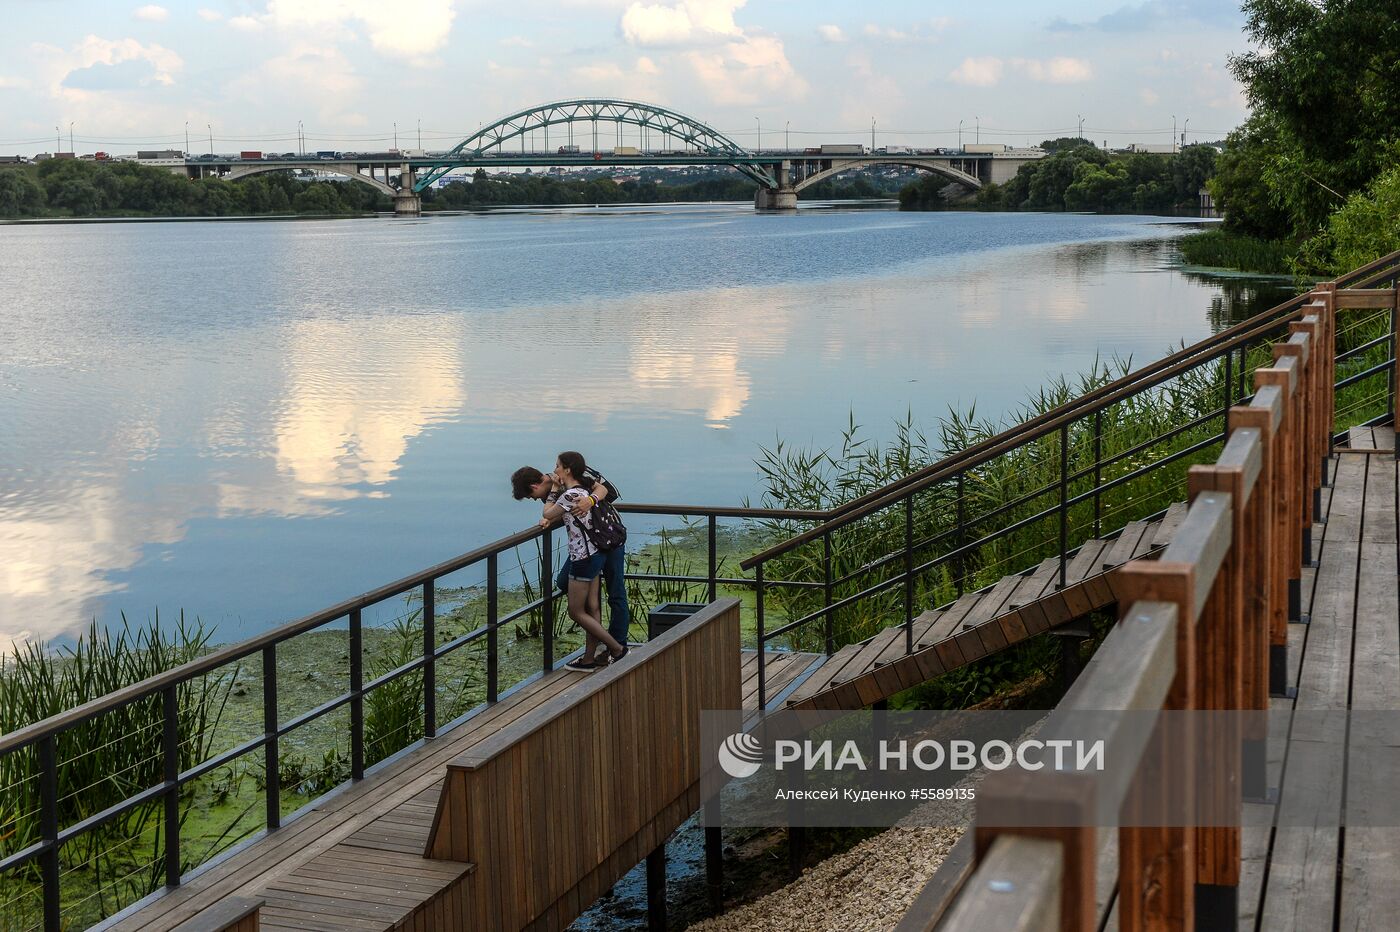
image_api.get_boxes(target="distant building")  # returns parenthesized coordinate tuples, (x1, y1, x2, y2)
(1125, 144, 1177, 155)
(136, 149, 186, 168)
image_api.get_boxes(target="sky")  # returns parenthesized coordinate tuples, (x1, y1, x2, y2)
(0, 0, 1255, 155)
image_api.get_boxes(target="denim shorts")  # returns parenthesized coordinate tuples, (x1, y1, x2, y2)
(568, 551, 607, 581)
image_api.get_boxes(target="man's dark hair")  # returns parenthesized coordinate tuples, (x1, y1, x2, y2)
(556, 451, 587, 484)
(511, 466, 544, 500)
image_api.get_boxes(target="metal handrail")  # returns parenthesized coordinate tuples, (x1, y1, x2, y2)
(741, 262, 1399, 708)
(741, 246, 1400, 570)
(0, 498, 826, 932)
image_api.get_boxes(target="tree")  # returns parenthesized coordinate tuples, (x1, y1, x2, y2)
(1229, 0, 1400, 238)
(0, 169, 45, 217)
(1209, 115, 1294, 240)
(1171, 144, 1217, 205)
(1299, 153, 1400, 274)
(49, 177, 103, 215)
(293, 182, 345, 214)
(1039, 136, 1095, 154)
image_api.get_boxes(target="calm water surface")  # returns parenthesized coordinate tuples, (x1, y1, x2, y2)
(0, 205, 1286, 647)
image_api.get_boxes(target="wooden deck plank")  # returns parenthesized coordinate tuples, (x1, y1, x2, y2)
(1259, 452, 1366, 931)
(1101, 520, 1150, 570)
(1151, 501, 1189, 549)
(110, 670, 582, 931)
(1339, 455, 1400, 931)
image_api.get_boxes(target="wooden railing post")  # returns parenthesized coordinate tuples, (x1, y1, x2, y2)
(1112, 492, 1231, 932)
(1276, 326, 1316, 566)
(972, 772, 1096, 932)
(1228, 387, 1287, 699)
(1254, 355, 1304, 625)
(1310, 284, 1338, 469)
(1186, 431, 1261, 924)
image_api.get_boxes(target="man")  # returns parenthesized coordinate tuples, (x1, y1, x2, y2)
(511, 459, 630, 646)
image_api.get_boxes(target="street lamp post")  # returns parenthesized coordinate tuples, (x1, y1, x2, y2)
(394, 122, 398, 151)
(754, 116, 760, 153)
(958, 120, 963, 150)
(1182, 118, 1190, 150)
(1172, 115, 1176, 153)
(1078, 114, 1084, 140)
(207, 123, 213, 156)
(871, 117, 876, 153)
(975, 116, 979, 144)
(184, 121, 189, 156)
(55, 125, 60, 154)
(785, 120, 789, 150)
(68, 122, 74, 154)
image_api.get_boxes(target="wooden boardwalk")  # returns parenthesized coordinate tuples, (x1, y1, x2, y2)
(107, 617, 796, 932)
(903, 431, 1400, 932)
(1236, 426, 1400, 931)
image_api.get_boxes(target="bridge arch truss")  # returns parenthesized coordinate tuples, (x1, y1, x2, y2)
(416, 98, 773, 190)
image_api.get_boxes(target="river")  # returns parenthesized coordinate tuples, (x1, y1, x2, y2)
(0, 205, 1288, 648)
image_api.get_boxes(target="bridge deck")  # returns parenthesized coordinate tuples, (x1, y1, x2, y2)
(106, 643, 808, 932)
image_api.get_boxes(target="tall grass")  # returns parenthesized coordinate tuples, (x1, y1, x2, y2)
(1178, 229, 1293, 275)
(750, 352, 1242, 652)
(0, 613, 234, 928)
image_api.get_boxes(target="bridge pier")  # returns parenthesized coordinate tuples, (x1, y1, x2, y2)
(394, 165, 421, 217)
(754, 186, 797, 210)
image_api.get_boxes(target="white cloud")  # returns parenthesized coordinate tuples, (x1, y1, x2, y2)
(1012, 56, 1093, 83)
(616, 0, 804, 106)
(621, 0, 743, 47)
(863, 24, 907, 41)
(228, 15, 264, 31)
(234, 1, 457, 59)
(636, 55, 659, 74)
(500, 35, 534, 47)
(948, 55, 1091, 87)
(685, 34, 806, 105)
(817, 24, 846, 43)
(38, 35, 184, 93)
(197, 8, 223, 21)
(949, 56, 1003, 87)
(0, 76, 28, 89)
(133, 4, 169, 21)
(1140, 87, 1160, 105)
(228, 42, 363, 123)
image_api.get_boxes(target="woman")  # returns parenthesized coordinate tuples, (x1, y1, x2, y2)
(540, 451, 628, 671)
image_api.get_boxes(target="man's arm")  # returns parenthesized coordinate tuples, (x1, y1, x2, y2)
(569, 472, 613, 518)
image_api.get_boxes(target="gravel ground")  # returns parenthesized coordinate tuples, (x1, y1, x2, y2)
(687, 821, 965, 932)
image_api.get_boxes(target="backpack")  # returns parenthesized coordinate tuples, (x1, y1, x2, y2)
(583, 499, 628, 552)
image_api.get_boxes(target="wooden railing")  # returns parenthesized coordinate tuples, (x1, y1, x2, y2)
(424, 598, 741, 931)
(922, 285, 1346, 930)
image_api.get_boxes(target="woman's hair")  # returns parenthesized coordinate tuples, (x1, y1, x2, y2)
(556, 450, 587, 485)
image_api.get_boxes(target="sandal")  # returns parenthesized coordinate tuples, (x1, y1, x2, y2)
(565, 658, 600, 672)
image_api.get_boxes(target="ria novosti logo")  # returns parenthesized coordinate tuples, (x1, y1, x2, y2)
(717, 732, 764, 778)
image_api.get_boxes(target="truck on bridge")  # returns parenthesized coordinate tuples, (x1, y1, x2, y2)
(819, 144, 868, 155)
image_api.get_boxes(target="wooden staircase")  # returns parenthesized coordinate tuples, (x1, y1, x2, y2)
(782, 503, 1188, 710)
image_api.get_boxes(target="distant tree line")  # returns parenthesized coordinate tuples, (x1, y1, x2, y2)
(0, 159, 389, 218)
(899, 137, 1216, 214)
(0, 160, 903, 220)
